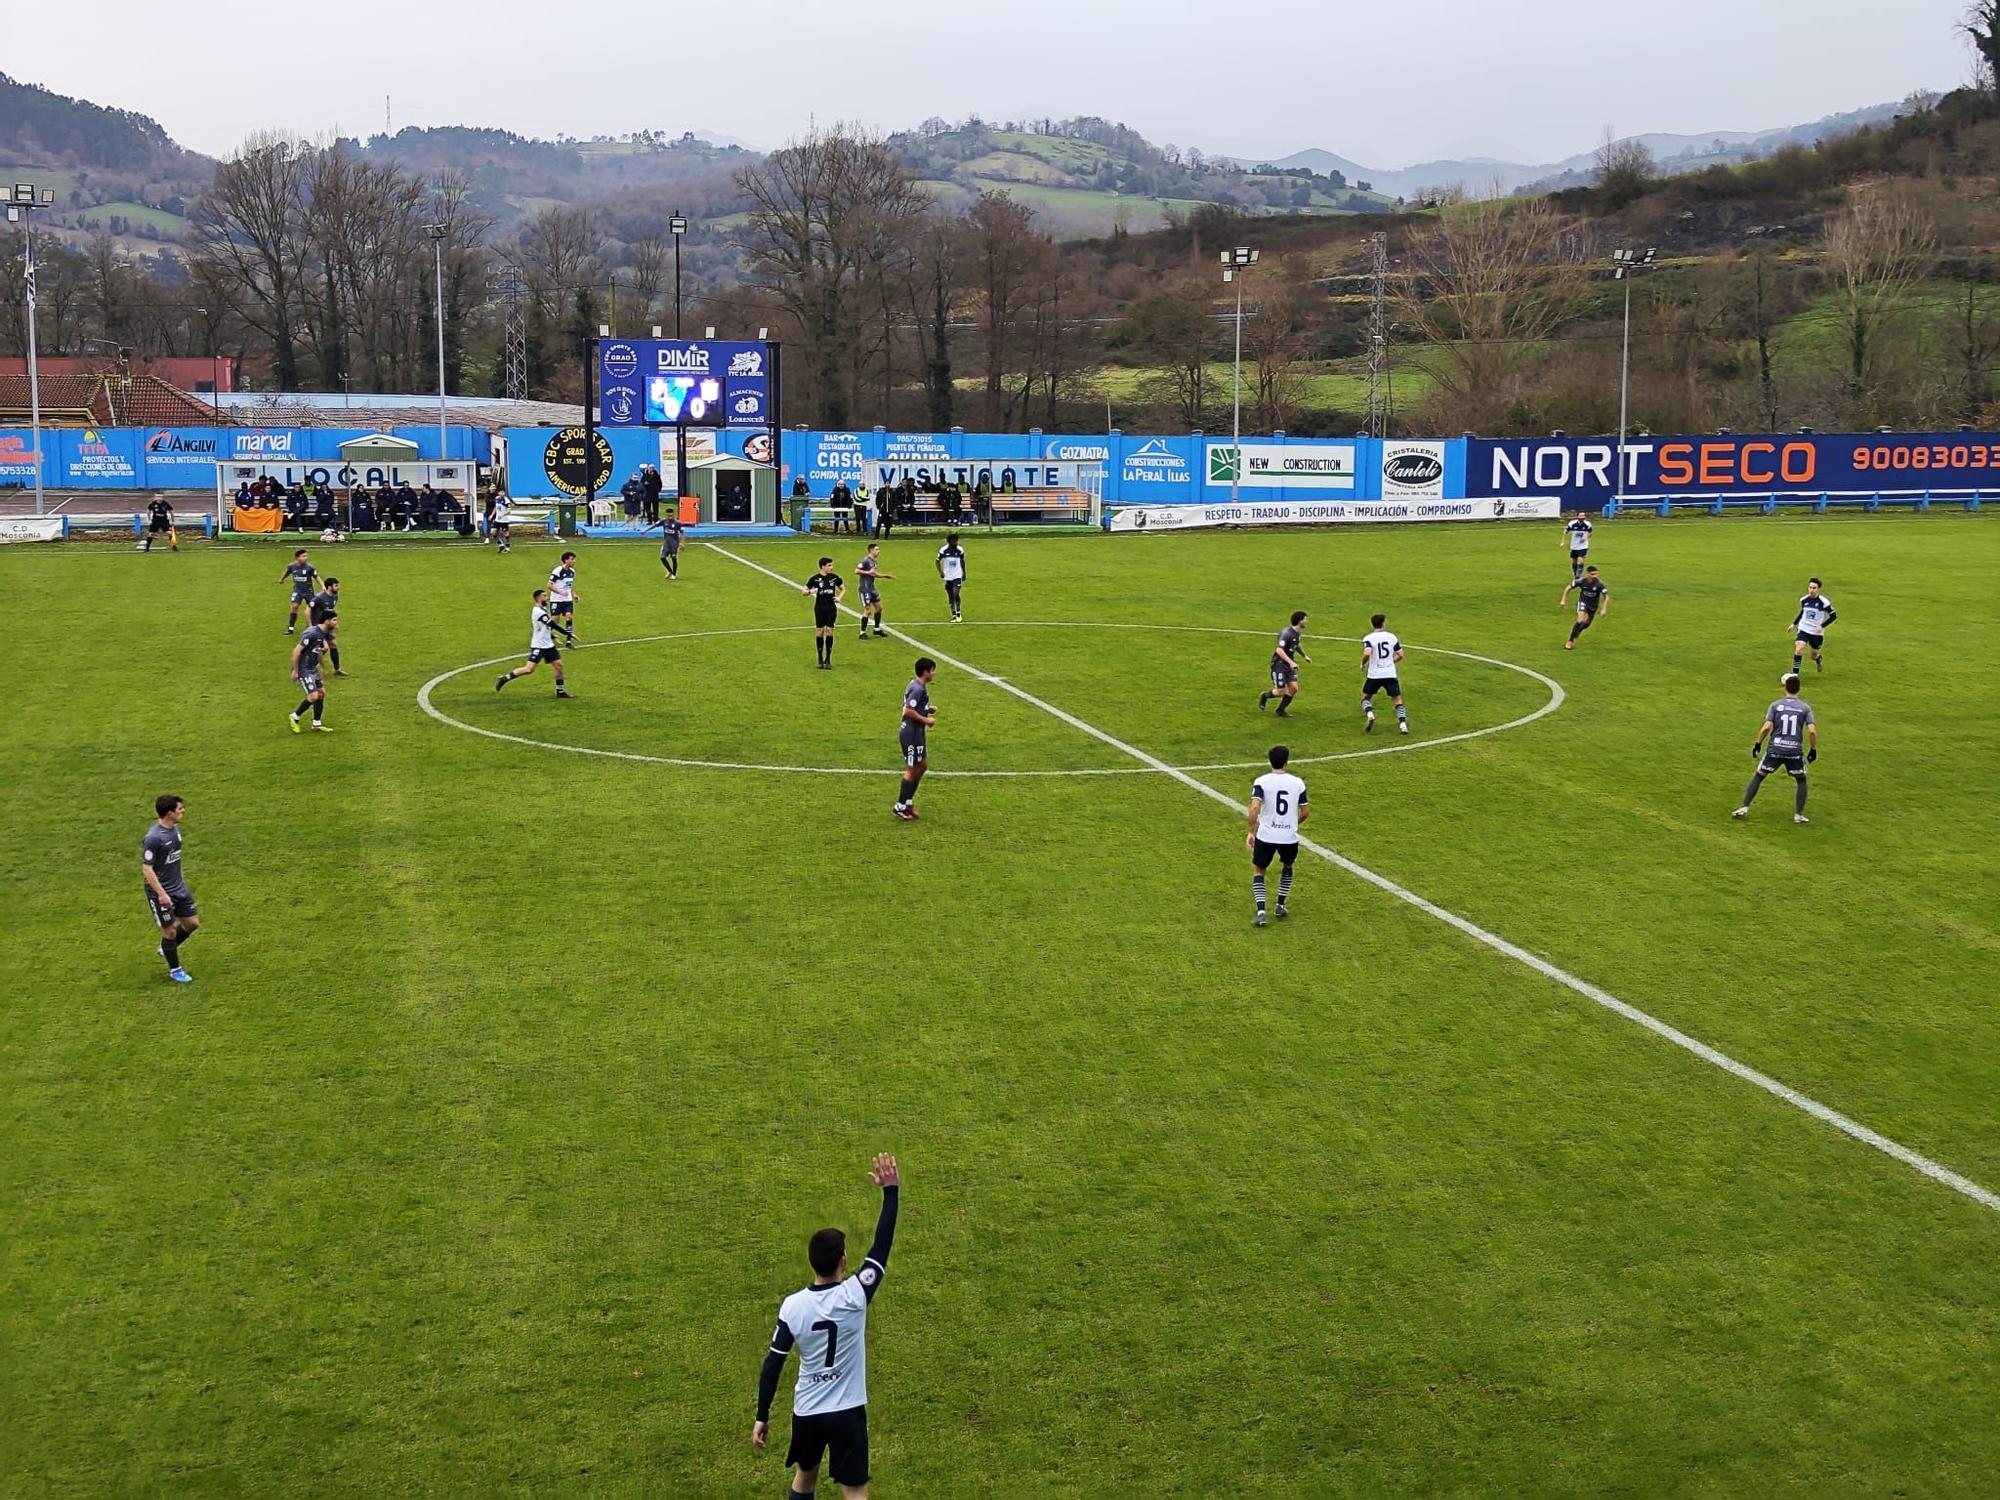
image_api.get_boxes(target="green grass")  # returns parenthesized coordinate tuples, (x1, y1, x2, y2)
(4, 517, 1999, 1494)
(1094, 358, 1437, 413)
(1770, 281, 2000, 379)
(72, 199, 188, 234)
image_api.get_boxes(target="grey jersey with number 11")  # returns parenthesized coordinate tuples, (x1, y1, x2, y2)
(1766, 695, 1814, 753)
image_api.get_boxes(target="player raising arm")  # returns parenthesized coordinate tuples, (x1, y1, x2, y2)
(755, 1154, 901, 1500)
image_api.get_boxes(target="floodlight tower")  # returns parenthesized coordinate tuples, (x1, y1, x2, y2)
(1220, 245, 1259, 503)
(7, 182, 56, 516)
(1610, 247, 1657, 507)
(426, 222, 449, 463)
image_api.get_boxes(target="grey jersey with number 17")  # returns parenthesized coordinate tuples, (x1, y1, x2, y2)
(1766, 695, 1814, 753)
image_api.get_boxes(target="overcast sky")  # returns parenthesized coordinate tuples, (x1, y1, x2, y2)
(6, 0, 1975, 167)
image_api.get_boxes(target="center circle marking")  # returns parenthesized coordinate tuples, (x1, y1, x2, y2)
(416, 621, 1566, 778)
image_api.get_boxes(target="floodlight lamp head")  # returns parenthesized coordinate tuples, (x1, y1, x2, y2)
(13, 184, 33, 201)
(669, 214, 688, 236)
(425, 222, 447, 239)
(4, 206, 18, 223)
(705, 326, 716, 338)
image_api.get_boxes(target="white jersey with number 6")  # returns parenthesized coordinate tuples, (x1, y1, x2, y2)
(1361, 630, 1401, 680)
(1253, 771, 1308, 843)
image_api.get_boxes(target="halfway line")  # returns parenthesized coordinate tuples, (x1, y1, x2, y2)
(705, 540, 2000, 1217)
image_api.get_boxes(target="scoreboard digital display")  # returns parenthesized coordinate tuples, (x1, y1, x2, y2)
(645, 374, 727, 427)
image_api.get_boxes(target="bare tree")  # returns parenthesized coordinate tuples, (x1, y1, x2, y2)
(1593, 129, 1656, 207)
(1822, 188, 1936, 417)
(626, 232, 671, 330)
(910, 216, 959, 430)
(1238, 268, 1311, 433)
(189, 132, 311, 389)
(1966, 1, 2000, 91)
(737, 126, 929, 427)
(962, 191, 1048, 430)
(1395, 198, 1595, 429)
(1127, 277, 1216, 429)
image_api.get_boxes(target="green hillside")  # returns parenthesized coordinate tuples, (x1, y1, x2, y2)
(896, 122, 1397, 236)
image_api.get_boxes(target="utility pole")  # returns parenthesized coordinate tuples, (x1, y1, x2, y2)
(670, 212, 689, 503)
(426, 223, 449, 462)
(7, 182, 55, 516)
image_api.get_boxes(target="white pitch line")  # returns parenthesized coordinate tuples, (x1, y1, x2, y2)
(415, 620, 1562, 778)
(706, 540, 2000, 1217)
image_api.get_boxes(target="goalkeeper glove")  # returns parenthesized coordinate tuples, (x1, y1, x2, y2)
(1751, 743, 1765, 760)
(1806, 747, 1817, 763)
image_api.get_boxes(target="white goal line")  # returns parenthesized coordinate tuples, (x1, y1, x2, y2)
(705, 540, 2000, 1218)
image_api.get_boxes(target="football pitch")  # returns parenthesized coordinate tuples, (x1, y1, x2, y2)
(4, 514, 1998, 1495)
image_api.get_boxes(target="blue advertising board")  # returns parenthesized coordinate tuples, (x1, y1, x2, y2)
(1463, 432, 2000, 510)
(597, 339, 773, 429)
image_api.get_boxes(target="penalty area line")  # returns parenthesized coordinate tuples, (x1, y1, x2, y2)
(705, 540, 2000, 1219)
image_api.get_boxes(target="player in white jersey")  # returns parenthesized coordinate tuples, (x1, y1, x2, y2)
(755, 1154, 901, 1499)
(547, 552, 579, 637)
(936, 532, 967, 622)
(1246, 744, 1309, 926)
(489, 492, 513, 553)
(1359, 612, 1408, 734)
(1790, 576, 1837, 675)
(494, 588, 574, 697)
(1563, 513, 1593, 582)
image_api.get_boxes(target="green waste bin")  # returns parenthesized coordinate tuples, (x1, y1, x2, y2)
(786, 498, 810, 532)
(557, 501, 579, 537)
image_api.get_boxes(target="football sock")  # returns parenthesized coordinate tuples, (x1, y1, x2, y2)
(1278, 868, 1293, 903)
(1258, 692, 1270, 706)
(160, 935, 179, 969)
(1252, 874, 1267, 912)
(174, 924, 196, 949)
(330, 646, 341, 671)
(1363, 699, 1373, 716)
(1794, 775, 1809, 815)
(311, 700, 324, 723)
(1396, 703, 1407, 723)
(554, 673, 566, 692)
(1568, 621, 1585, 642)
(1792, 652, 1803, 672)
(1741, 770, 1767, 806)
(296, 698, 313, 717)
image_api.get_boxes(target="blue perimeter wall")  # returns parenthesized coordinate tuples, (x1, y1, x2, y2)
(0, 426, 487, 491)
(499, 427, 2000, 511)
(9, 423, 2000, 512)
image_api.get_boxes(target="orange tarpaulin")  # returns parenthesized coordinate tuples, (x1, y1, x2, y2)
(232, 505, 283, 533)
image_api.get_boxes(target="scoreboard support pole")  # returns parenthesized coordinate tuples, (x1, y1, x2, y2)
(767, 339, 783, 526)
(583, 335, 599, 512)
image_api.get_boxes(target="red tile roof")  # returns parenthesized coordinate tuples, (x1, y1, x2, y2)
(0, 373, 218, 427)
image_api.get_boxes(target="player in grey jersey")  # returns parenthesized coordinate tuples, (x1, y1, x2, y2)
(755, 1153, 900, 1499)
(1733, 672, 1818, 824)
(141, 794, 199, 983)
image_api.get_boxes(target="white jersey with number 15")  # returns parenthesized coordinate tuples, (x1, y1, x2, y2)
(1361, 630, 1401, 680)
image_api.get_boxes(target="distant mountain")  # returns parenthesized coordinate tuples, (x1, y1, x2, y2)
(0, 71, 208, 176)
(1243, 97, 1921, 200)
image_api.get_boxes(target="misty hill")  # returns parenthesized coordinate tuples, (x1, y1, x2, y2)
(1253, 97, 1916, 199)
